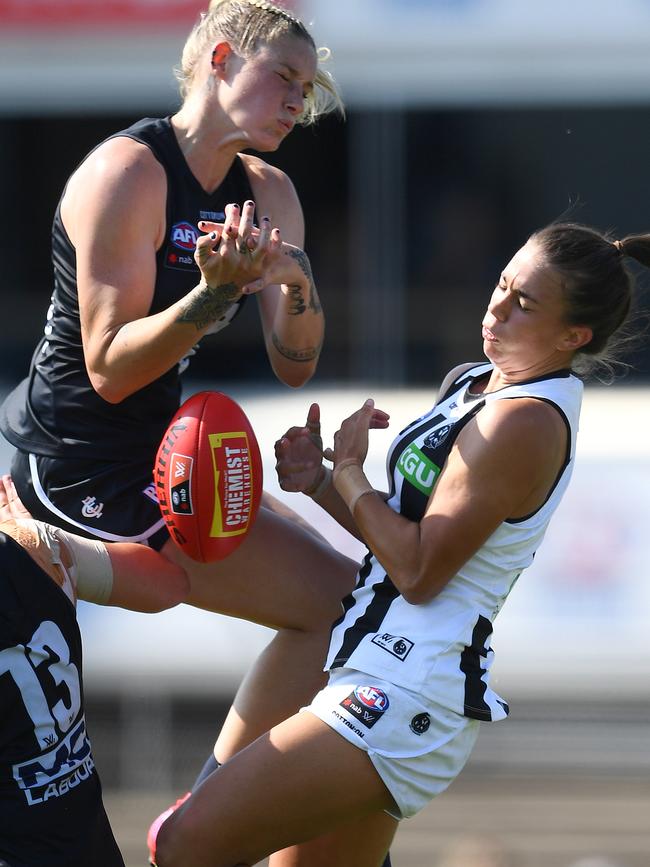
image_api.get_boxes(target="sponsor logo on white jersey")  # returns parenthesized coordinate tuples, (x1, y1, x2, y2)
(371, 632, 415, 661)
(397, 443, 440, 495)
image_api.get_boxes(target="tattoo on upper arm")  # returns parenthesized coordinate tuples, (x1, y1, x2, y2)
(177, 282, 240, 331)
(288, 249, 322, 315)
(271, 331, 321, 362)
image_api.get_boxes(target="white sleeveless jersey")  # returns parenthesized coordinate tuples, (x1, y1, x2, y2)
(326, 363, 583, 722)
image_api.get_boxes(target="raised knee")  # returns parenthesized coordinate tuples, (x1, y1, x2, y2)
(154, 812, 189, 866)
(155, 810, 250, 867)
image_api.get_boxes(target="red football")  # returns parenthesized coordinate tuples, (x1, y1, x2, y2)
(154, 391, 263, 562)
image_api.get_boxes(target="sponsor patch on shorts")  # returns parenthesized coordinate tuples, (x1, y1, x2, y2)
(371, 632, 414, 661)
(340, 685, 390, 729)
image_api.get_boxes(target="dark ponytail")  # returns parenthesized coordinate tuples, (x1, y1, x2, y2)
(616, 234, 650, 269)
(531, 222, 649, 379)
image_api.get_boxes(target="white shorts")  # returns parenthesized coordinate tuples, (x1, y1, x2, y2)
(305, 668, 480, 819)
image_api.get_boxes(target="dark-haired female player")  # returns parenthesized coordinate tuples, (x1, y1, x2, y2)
(153, 222, 645, 866)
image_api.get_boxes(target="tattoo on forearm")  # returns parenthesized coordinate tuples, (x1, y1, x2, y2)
(271, 331, 321, 362)
(287, 285, 307, 315)
(177, 282, 240, 331)
(308, 283, 322, 315)
(288, 249, 322, 315)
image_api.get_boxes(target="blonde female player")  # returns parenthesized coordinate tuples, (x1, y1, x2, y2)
(152, 223, 645, 867)
(0, 0, 367, 807)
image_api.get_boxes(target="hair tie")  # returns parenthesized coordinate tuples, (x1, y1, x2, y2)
(613, 240, 625, 256)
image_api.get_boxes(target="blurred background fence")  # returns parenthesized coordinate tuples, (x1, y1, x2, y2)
(1, 1, 649, 864)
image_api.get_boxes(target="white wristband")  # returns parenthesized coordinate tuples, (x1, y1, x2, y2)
(304, 466, 332, 501)
(5, 519, 113, 606)
(48, 525, 114, 605)
(333, 460, 375, 515)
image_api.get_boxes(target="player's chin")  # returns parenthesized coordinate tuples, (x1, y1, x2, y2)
(253, 140, 283, 154)
(253, 128, 290, 152)
(482, 340, 502, 362)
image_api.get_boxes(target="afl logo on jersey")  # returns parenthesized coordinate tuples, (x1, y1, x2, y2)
(170, 222, 199, 251)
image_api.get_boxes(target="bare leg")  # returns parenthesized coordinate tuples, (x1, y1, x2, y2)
(269, 814, 397, 867)
(161, 499, 358, 759)
(260, 490, 330, 543)
(162, 502, 357, 629)
(212, 625, 330, 761)
(156, 712, 398, 867)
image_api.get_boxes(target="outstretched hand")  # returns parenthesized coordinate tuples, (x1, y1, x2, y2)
(324, 399, 390, 467)
(275, 400, 391, 493)
(275, 402, 324, 493)
(0, 474, 32, 525)
(0, 475, 70, 590)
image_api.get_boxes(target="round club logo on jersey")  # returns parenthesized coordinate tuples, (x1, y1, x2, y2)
(409, 712, 431, 735)
(340, 685, 390, 729)
(424, 424, 452, 450)
(170, 222, 199, 251)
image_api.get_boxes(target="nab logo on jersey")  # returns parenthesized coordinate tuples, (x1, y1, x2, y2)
(170, 222, 199, 251)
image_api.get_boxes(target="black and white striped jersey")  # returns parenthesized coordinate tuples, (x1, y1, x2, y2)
(326, 363, 583, 722)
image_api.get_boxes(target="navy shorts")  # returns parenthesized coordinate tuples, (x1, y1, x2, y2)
(10, 449, 170, 551)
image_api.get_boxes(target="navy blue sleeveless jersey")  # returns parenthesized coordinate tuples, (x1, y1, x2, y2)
(0, 116, 254, 462)
(0, 532, 124, 866)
